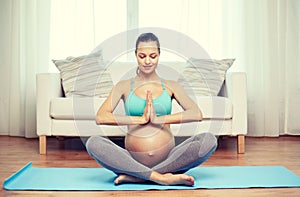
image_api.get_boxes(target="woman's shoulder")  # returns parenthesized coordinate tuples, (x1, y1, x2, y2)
(164, 78, 187, 92)
(114, 79, 132, 92)
(164, 79, 180, 88)
(115, 79, 131, 87)
(116, 79, 131, 86)
(108, 79, 132, 98)
(163, 79, 182, 94)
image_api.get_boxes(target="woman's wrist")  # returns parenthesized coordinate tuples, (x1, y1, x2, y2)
(151, 115, 165, 125)
(138, 115, 149, 125)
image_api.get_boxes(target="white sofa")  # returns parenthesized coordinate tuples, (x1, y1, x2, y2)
(36, 61, 247, 154)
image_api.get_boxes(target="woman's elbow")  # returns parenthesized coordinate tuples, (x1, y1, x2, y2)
(95, 112, 107, 125)
(96, 110, 114, 125)
(198, 113, 203, 121)
(95, 115, 103, 125)
(197, 109, 203, 121)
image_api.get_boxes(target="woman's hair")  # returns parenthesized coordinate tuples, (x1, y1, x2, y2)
(135, 32, 160, 54)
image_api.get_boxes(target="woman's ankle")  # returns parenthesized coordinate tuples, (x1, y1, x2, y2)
(149, 171, 194, 186)
(149, 171, 168, 185)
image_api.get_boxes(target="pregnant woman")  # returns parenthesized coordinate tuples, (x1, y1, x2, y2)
(86, 32, 217, 186)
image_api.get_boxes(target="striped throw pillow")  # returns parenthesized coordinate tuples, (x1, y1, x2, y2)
(53, 52, 113, 97)
(178, 58, 234, 96)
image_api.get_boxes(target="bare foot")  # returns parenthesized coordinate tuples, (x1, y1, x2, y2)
(154, 173, 195, 186)
(114, 174, 146, 185)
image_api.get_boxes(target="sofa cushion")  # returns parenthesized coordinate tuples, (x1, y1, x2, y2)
(172, 96, 233, 120)
(178, 58, 234, 96)
(51, 119, 127, 136)
(50, 97, 107, 120)
(50, 119, 232, 136)
(50, 96, 232, 120)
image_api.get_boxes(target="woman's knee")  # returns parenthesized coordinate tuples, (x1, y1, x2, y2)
(194, 132, 217, 158)
(86, 135, 105, 154)
(196, 132, 218, 148)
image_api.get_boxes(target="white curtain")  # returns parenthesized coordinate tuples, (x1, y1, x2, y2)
(139, 0, 300, 136)
(1, 0, 299, 137)
(242, 0, 300, 136)
(0, 0, 51, 137)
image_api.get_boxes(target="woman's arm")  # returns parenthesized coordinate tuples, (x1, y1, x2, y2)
(151, 80, 203, 125)
(96, 80, 149, 125)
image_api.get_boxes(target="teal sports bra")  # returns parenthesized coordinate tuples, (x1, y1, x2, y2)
(125, 79, 172, 116)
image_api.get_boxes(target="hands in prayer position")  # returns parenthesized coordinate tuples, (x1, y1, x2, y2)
(142, 91, 159, 125)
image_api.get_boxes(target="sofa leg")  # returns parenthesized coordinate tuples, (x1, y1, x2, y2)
(39, 135, 47, 155)
(237, 135, 245, 154)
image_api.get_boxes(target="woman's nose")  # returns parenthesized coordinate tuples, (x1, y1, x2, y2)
(145, 56, 150, 64)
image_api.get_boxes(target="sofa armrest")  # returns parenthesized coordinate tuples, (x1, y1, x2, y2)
(36, 73, 63, 136)
(225, 71, 248, 135)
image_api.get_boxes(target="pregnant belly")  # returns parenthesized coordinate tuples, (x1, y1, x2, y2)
(125, 125, 175, 167)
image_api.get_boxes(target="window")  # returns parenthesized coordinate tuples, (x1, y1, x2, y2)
(49, 0, 226, 71)
(49, 0, 126, 71)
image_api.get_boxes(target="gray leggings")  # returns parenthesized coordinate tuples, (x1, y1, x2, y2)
(86, 132, 217, 180)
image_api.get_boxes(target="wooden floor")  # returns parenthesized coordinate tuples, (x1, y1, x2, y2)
(1, 135, 300, 197)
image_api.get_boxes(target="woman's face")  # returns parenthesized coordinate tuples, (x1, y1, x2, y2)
(136, 41, 159, 75)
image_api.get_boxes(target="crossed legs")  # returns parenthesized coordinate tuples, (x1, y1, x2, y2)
(86, 132, 217, 185)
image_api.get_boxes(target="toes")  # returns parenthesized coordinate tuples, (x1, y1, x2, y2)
(114, 179, 119, 185)
(114, 174, 146, 185)
(178, 174, 194, 186)
(114, 178, 120, 185)
(114, 175, 124, 185)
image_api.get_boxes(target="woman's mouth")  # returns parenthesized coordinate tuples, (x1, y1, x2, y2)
(143, 66, 152, 70)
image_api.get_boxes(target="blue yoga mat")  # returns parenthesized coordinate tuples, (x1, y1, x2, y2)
(4, 162, 300, 190)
